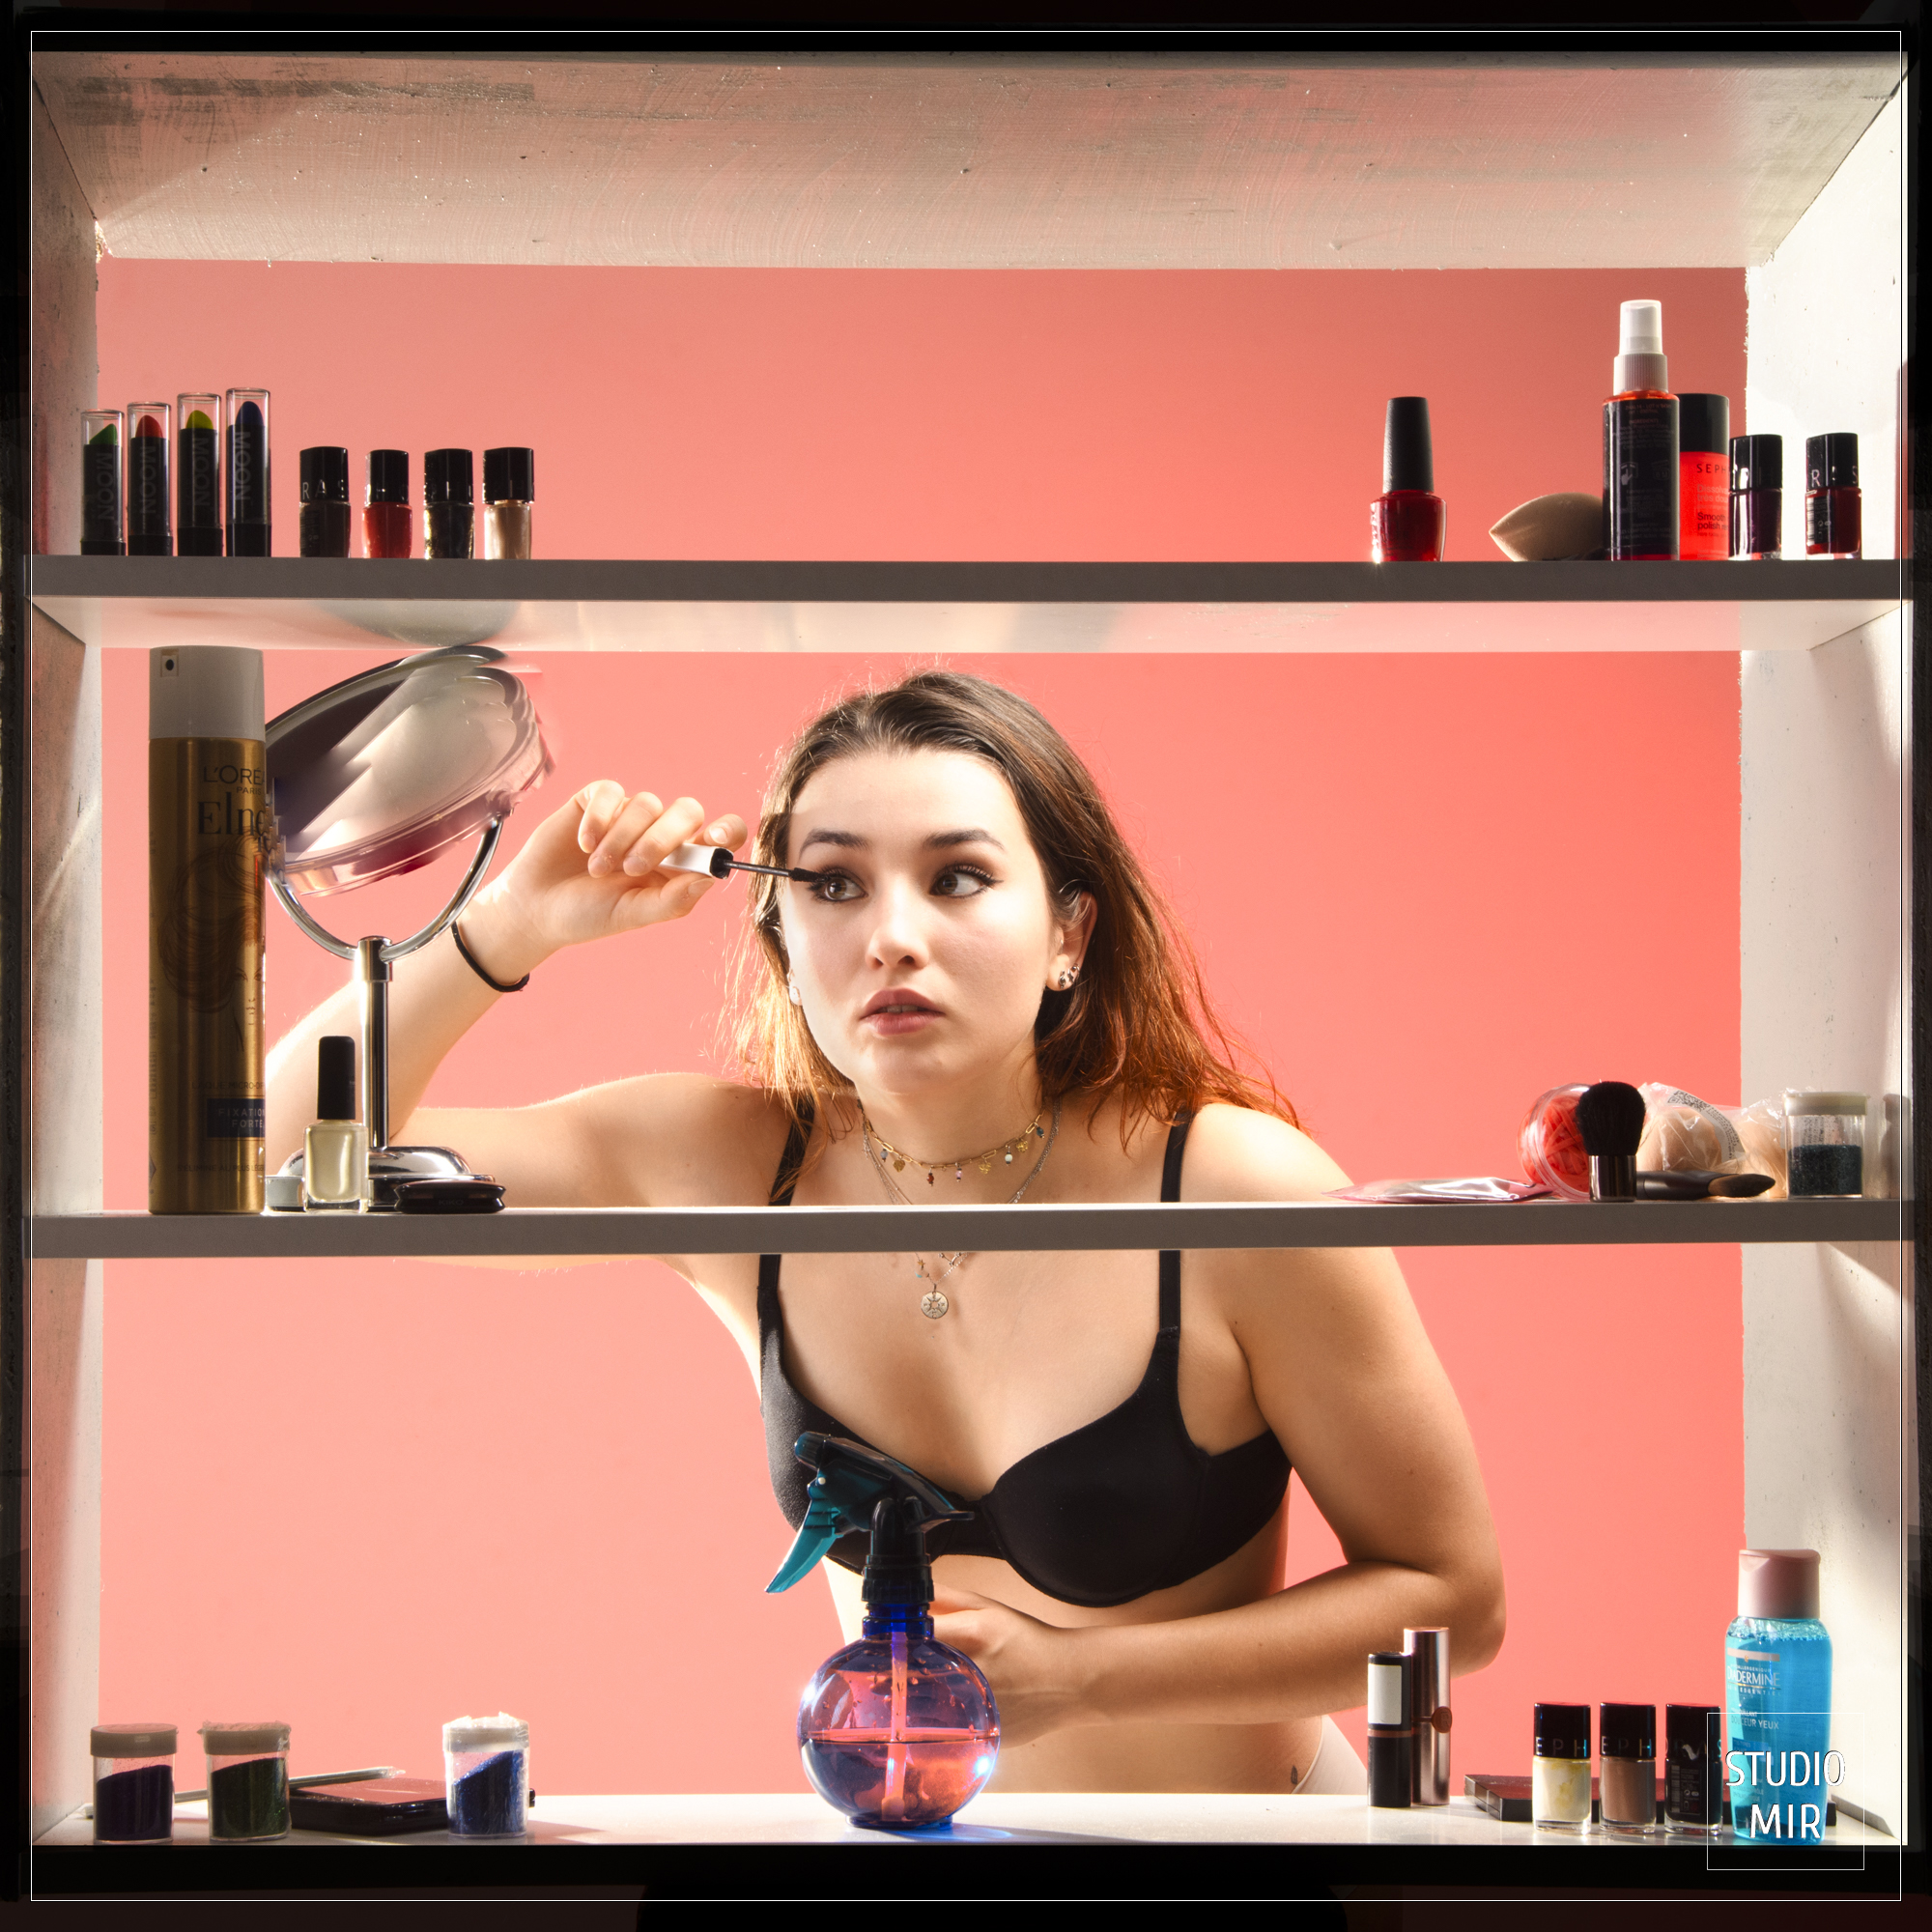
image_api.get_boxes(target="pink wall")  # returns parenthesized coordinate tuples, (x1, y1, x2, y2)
(96, 262, 1746, 1795)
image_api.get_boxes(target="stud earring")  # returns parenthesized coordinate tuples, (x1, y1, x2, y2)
(1058, 967, 1078, 990)
(787, 972, 803, 1008)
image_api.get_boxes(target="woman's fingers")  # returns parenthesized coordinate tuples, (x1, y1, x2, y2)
(573, 779, 631, 854)
(702, 811, 750, 852)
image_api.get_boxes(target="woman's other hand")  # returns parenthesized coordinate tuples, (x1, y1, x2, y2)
(933, 1588, 1090, 1749)
(461, 782, 750, 980)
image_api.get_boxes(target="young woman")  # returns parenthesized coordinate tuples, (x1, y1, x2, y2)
(266, 668, 1504, 1796)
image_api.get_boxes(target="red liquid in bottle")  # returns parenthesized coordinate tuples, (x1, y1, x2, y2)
(363, 502, 413, 558)
(1371, 491, 1446, 562)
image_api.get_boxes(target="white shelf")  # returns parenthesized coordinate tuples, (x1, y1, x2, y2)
(28, 557, 1906, 656)
(32, 46, 1901, 271)
(31, 1198, 1913, 1261)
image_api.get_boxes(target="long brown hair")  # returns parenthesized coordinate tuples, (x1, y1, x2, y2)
(730, 669, 1296, 1144)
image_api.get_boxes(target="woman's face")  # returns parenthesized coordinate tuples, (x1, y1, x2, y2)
(779, 748, 1088, 1105)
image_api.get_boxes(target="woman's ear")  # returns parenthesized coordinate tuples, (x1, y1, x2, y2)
(1050, 888, 1097, 984)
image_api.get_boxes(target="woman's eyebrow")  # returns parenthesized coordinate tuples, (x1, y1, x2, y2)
(797, 829, 866, 854)
(796, 828, 1007, 854)
(926, 829, 1007, 852)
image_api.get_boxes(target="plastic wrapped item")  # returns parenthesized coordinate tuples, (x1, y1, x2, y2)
(1327, 1178, 1550, 1205)
(1520, 1085, 1590, 1200)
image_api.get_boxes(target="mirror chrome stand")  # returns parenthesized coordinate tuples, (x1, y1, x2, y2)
(267, 818, 504, 1209)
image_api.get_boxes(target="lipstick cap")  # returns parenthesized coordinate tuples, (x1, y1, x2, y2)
(367, 449, 411, 504)
(1678, 394, 1730, 456)
(484, 445, 535, 503)
(1599, 1702, 1656, 1760)
(1533, 1702, 1591, 1759)
(1382, 397, 1434, 494)
(1731, 434, 1782, 492)
(424, 447, 474, 503)
(300, 446, 350, 504)
(1806, 433, 1859, 490)
(1367, 1651, 1411, 1728)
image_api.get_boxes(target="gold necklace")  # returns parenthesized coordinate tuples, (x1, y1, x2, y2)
(865, 1108, 1047, 1186)
(864, 1101, 1062, 1320)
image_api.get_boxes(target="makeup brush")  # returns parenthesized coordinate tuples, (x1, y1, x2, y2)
(1576, 1080, 1646, 1201)
(659, 841, 825, 886)
(1637, 1169, 1775, 1201)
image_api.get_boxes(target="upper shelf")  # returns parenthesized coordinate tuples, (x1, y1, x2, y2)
(31, 1197, 1913, 1261)
(28, 557, 1906, 655)
(30, 46, 1902, 270)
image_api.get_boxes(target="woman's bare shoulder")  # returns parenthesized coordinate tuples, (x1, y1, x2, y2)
(1180, 1102, 1353, 1203)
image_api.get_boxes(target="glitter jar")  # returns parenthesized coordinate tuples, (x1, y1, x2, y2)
(200, 1721, 291, 1841)
(1783, 1092, 1867, 1198)
(443, 1713, 530, 1838)
(91, 1724, 176, 1843)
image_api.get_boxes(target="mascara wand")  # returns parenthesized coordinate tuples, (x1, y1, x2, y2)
(659, 842, 825, 886)
(1577, 1081, 1647, 1201)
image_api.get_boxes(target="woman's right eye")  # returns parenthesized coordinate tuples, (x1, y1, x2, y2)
(808, 871, 864, 903)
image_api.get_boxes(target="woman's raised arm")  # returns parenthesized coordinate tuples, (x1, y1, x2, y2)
(264, 781, 748, 1196)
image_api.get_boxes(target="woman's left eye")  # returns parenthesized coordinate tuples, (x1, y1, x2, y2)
(932, 866, 994, 897)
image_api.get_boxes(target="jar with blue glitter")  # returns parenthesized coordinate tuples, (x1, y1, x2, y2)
(442, 1713, 529, 1838)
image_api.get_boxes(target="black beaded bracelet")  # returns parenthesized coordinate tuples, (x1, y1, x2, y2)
(452, 921, 531, 993)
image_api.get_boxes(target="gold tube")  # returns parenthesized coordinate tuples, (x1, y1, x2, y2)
(149, 735, 267, 1212)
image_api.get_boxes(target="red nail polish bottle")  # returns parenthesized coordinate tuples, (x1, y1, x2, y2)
(364, 449, 413, 558)
(1804, 434, 1861, 558)
(1371, 397, 1445, 562)
(1678, 394, 1730, 560)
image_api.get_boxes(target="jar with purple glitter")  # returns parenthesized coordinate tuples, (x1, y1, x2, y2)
(92, 1723, 176, 1843)
(1783, 1091, 1867, 1198)
(443, 1713, 529, 1838)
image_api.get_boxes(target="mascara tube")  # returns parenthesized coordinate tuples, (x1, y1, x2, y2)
(1367, 1652, 1415, 1808)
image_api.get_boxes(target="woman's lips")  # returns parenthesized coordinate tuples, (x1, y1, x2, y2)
(862, 999, 941, 1037)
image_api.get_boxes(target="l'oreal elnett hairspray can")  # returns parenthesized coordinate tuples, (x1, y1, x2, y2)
(149, 646, 268, 1213)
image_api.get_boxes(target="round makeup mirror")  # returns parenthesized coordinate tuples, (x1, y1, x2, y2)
(264, 644, 552, 1208)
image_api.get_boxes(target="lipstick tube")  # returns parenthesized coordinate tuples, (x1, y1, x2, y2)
(225, 388, 270, 555)
(81, 409, 125, 555)
(1404, 1626, 1451, 1804)
(176, 394, 222, 555)
(127, 404, 173, 555)
(1366, 1652, 1414, 1807)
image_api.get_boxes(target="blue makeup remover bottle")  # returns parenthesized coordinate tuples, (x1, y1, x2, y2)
(1725, 1548, 1833, 1843)
(768, 1433, 1000, 1829)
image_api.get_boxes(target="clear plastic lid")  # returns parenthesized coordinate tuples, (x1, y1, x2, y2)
(268, 646, 552, 895)
(199, 1721, 290, 1753)
(442, 1712, 528, 1749)
(1783, 1091, 1867, 1117)
(92, 1723, 177, 1756)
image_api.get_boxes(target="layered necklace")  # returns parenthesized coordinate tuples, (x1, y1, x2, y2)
(862, 1100, 1062, 1320)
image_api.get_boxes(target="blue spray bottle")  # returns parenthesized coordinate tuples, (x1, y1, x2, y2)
(1725, 1548, 1833, 1844)
(768, 1433, 1000, 1829)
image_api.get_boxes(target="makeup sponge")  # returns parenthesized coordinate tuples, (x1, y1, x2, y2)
(1639, 1104, 1726, 1172)
(1490, 492, 1605, 561)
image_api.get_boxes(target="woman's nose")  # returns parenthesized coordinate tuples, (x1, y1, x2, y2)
(865, 877, 933, 969)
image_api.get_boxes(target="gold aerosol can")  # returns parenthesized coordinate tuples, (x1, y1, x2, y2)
(149, 645, 267, 1212)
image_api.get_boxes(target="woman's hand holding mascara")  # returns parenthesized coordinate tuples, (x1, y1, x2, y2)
(461, 781, 749, 982)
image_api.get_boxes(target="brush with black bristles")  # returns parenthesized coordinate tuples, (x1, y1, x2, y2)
(1577, 1080, 1646, 1202)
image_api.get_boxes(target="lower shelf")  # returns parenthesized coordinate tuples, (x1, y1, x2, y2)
(30, 1197, 1914, 1260)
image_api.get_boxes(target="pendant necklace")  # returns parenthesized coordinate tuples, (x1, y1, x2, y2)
(863, 1100, 1062, 1319)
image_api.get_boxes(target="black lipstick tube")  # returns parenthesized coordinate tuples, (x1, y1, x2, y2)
(1367, 1652, 1415, 1807)
(226, 388, 270, 555)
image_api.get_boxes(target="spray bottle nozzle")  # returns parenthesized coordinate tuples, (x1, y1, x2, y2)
(766, 1433, 973, 1603)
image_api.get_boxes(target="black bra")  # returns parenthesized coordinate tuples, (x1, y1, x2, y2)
(757, 1111, 1292, 1608)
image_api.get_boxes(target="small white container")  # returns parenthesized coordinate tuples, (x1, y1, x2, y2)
(91, 1723, 177, 1843)
(200, 1720, 291, 1841)
(443, 1712, 529, 1838)
(1783, 1091, 1867, 1199)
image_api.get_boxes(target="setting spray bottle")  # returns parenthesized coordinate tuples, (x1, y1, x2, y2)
(768, 1433, 999, 1829)
(1725, 1548, 1833, 1844)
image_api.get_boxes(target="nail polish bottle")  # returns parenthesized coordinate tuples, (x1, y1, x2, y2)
(1663, 1703, 1724, 1837)
(770, 1433, 998, 1829)
(225, 388, 271, 555)
(126, 404, 173, 556)
(1805, 434, 1861, 558)
(1531, 1702, 1592, 1832)
(1730, 435, 1783, 559)
(298, 447, 352, 558)
(80, 410, 125, 555)
(424, 447, 474, 560)
(176, 395, 223, 556)
(364, 450, 413, 558)
(483, 446, 534, 559)
(1598, 1702, 1657, 1835)
(1370, 397, 1445, 561)
(1367, 1652, 1415, 1806)
(303, 1036, 367, 1212)
(1678, 394, 1730, 560)
(1603, 299, 1679, 559)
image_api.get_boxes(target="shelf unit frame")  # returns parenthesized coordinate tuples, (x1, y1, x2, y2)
(6, 23, 1923, 1900)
